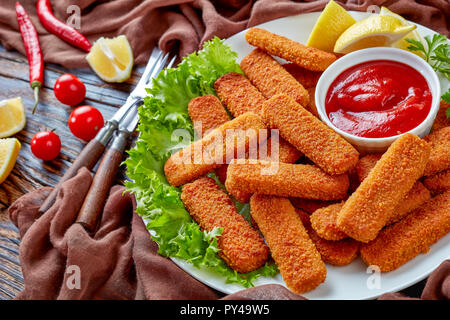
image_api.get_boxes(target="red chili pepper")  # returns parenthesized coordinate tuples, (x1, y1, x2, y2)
(15, 2, 43, 114)
(36, 0, 91, 52)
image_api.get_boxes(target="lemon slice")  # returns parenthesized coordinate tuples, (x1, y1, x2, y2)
(306, 0, 356, 52)
(334, 15, 417, 54)
(0, 97, 26, 138)
(379, 7, 423, 54)
(0, 138, 21, 184)
(86, 35, 134, 83)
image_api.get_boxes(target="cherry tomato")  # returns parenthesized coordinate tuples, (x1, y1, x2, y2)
(68, 105, 104, 141)
(54, 74, 86, 106)
(30, 131, 61, 161)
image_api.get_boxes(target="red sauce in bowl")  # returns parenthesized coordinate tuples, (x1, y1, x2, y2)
(325, 60, 432, 138)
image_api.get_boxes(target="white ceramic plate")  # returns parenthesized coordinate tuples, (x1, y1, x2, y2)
(166, 11, 450, 300)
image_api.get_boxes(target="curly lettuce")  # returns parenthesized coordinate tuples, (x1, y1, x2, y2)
(125, 37, 277, 287)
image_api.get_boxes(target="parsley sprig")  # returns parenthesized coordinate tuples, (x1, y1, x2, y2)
(406, 34, 450, 118)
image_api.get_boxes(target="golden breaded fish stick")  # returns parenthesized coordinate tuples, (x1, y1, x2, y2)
(282, 63, 322, 88)
(310, 202, 347, 241)
(355, 154, 431, 224)
(181, 177, 269, 273)
(423, 169, 450, 196)
(360, 191, 450, 272)
(214, 72, 266, 116)
(355, 154, 383, 182)
(290, 198, 337, 214)
(245, 28, 337, 72)
(337, 133, 431, 243)
(225, 159, 349, 200)
(262, 94, 359, 175)
(431, 100, 450, 132)
(296, 208, 359, 266)
(423, 127, 450, 176)
(188, 95, 230, 137)
(214, 72, 303, 164)
(250, 195, 326, 293)
(311, 182, 430, 239)
(164, 112, 266, 187)
(240, 49, 310, 106)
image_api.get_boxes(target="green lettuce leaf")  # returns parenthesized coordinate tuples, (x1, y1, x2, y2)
(125, 37, 277, 288)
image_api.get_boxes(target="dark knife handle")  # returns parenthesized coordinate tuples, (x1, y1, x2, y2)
(76, 131, 129, 232)
(38, 121, 118, 214)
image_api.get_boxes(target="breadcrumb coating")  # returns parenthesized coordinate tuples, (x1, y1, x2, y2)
(360, 191, 450, 272)
(355, 154, 431, 225)
(240, 49, 310, 106)
(423, 127, 450, 176)
(296, 208, 359, 266)
(305, 87, 319, 118)
(310, 202, 347, 241)
(225, 159, 349, 200)
(250, 195, 326, 293)
(181, 177, 269, 273)
(431, 100, 450, 133)
(245, 28, 337, 72)
(262, 94, 359, 175)
(387, 181, 431, 225)
(423, 169, 450, 196)
(337, 133, 431, 243)
(289, 198, 338, 214)
(355, 154, 382, 182)
(282, 63, 322, 88)
(164, 112, 266, 186)
(188, 95, 230, 137)
(214, 72, 266, 116)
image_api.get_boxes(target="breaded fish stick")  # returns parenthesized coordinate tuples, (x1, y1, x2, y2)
(245, 28, 337, 72)
(360, 191, 450, 272)
(337, 133, 431, 243)
(310, 202, 347, 241)
(214, 71, 303, 164)
(355, 154, 383, 182)
(289, 198, 338, 214)
(188, 95, 230, 137)
(181, 177, 269, 273)
(423, 127, 450, 176)
(310, 182, 430, 240)
(296, 208, 359, 266)
(431, 100, 450, 132)
(164, 112, 266, 187)
(225, 159, 349, 200)
(423, 169, 450, 195)
(262, 94, 359, 175)
(240, 49, 310, 106)
(250, 195, 326, 293)
(282, 63, 322, 88)
(214, 72, 266, 116)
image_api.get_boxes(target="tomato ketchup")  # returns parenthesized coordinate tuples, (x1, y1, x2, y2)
(325, 60, 432, 138)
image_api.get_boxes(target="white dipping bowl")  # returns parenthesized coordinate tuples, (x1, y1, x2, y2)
(315, 47, 441, 153)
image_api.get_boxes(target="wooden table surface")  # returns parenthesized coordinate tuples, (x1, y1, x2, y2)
(0, 44, 143, 299)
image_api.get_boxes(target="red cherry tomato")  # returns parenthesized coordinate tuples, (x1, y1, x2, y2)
(68, 105, 104, 141)
(54, 73, 86, 106)
(30, 131, 61, 161)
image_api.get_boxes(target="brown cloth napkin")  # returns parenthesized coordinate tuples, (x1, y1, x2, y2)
(8, 168, 450, 300)
(0, 0, 448, 68)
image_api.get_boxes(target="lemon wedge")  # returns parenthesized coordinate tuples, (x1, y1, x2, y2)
(307, 0, 356, 52)
(334, 15, 417, 54)
(0, 97, 26, 138)
(379, 7, 423, 54)
(0, 138, 21, 184)
(86, 35, 134, 83)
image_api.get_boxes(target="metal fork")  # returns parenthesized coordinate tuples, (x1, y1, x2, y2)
(39, 48, 176, 216)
